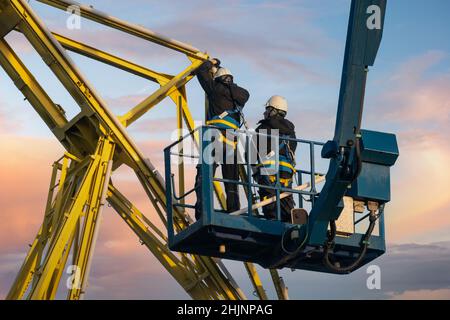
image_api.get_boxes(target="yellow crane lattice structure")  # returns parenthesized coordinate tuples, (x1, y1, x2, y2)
(0, 0, 288, 300)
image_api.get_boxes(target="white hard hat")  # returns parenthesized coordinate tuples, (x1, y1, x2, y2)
(214, 67, 233, 80)
(265, 95, 288, 113)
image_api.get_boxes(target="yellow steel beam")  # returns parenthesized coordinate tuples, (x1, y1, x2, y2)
(244, 262, 268, 300)
(43, 31, 201, 141)
(236, 166, 271, 299)
(135, 171, 169, 227)
(26, 136, 115, 300)
(10, 141, 108, 299)
(37, 0, 209, 60)
(270, 269, 289, 300)
(48, 33, 199, 138)
(6, 227, 42, 299)
(51, 32, 173, 84)
(45, 230, 76, 299)
(6, 156, 70, 299)
(0, 39, 67, 130)
(212, 258, 247, 300)
(33, 157, 70, 292)
(48, 157, 73, 236)
(168, 88, 201, 155)
(119, 59, 204, 127)
(29, 146, 102, 298)
(194, 256, 245, 300)
(68, 137, 115, 299)
(46, 32, 199, 132)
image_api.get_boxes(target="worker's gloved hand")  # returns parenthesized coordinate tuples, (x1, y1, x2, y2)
(210, 58, 221, 66)
(209, 58, 220, 76)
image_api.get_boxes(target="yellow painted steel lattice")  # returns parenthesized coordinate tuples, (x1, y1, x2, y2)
(0, 0, 288, 300)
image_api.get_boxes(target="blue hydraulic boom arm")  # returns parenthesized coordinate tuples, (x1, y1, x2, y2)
(308, 0, 387, 245)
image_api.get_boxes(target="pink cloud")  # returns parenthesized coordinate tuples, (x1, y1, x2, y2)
(389, 288, 450, 300)
(51, 27, 178, 64)
(40, 0, 335, 83)
(83, 244, 189, 299)
(386, 134, 450, 243)
(369, 50, 450, 126)
(156, 20, 331, 82)
(105, 94, 151, 110)
(0, 135, 64, 254)
(365, 51, 450, 244)
(0, 97, 22, 135)
(129, 116, 178, 134)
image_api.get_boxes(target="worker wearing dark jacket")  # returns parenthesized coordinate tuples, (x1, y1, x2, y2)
(255, 95, 297, 223)
(194, 58, 250, 220)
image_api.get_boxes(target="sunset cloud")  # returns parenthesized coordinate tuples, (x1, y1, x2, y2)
(370, 50, 450, 126)
(363, 50, 450, 243)
(390, 289, 450, 300)
(278, 241, 450, 300)
(0, 135, 64, 254)
(37, 0, 337, 83)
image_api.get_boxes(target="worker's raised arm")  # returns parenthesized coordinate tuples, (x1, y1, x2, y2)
(195, 59, 219, 96)
(230, 84, 250, 108)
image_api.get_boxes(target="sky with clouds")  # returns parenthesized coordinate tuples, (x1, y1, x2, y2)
(0, 0, 449, 299)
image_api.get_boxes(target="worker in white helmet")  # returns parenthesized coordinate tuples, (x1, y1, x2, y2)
(193, 58, 250, 220)
(254, 95, 297, 223)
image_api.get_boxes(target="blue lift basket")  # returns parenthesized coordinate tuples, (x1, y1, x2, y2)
(164, 126, 398, 274)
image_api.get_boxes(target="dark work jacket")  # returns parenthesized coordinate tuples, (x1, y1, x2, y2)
(255, 116, 297, 160)
(196, 60, 250, 122)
